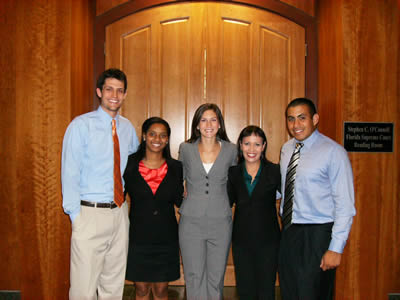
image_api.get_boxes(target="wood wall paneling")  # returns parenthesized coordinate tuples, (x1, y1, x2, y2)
(15, 1, 71, 298)
(318, 0, 400, 299)
(0, 0, 94, 299)
(316, 0, 342, 139)
(279, 0, 315, 16)
(71, 0, 95, 119)
(97, 0, 130, 16)
(96, 0, 316, 17)
(0, 0, 20, 291)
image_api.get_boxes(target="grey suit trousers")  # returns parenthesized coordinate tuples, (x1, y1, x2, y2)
(179, 215, 232, 300)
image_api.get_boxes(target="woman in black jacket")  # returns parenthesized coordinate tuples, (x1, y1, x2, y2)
(227, 125, 281, 300)
(124, 117, 183, 300)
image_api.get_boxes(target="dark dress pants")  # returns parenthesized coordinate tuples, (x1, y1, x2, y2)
(278, 223, 336, 300)
(233, 242, 279, 300)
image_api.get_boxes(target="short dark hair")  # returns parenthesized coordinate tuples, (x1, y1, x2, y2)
(187, 103, 230, 143)
(96, 68, 128, 98)
(285, 98, 317, 117)
(237, 125, 268, 164)
(135, 117, 172, 161)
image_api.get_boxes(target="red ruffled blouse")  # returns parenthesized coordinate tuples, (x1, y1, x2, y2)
(138, 161, 168, 195)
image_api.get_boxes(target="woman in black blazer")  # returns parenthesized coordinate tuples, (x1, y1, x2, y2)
(227, 126, 281, 300)
(124, 117, 183, 300)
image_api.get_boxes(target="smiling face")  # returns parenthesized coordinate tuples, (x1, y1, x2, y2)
(286, 104, 319, 141)
(197, 109, 220, 139)
(240, 134, 266, 164)
(144, 123, 169, 154)
(96, 78, 127, 118)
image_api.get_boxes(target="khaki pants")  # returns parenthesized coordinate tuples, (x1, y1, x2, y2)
(69, 202, 129, 300)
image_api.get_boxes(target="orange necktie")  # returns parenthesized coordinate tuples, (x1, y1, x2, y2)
(112, 119, 124, 207)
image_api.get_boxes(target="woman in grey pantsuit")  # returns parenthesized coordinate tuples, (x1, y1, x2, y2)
(178, 103, 237, 300)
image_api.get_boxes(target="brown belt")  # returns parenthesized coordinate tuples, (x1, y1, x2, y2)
(81, 200, 118, 209)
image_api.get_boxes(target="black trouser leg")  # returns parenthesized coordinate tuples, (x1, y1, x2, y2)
(279, 223, 335, 300)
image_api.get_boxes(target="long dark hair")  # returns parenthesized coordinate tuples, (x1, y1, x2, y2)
(135, 117, 172, 161)
(237, 125, 268, 164)
(187, 103, 230, 143)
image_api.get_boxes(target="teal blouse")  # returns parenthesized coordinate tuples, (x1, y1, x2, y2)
(242, 163, 262, 197)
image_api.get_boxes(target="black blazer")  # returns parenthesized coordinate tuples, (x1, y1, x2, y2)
(227, 161, 281, 247)
(123, 153, 184, 245)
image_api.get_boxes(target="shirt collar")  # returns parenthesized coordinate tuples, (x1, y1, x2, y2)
(96, 106, 120, 126)
(242, 162, 263, 181)
(294, 129, 320, 150)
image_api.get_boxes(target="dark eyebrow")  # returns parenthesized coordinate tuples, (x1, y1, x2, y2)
(150, 130, 167, 134)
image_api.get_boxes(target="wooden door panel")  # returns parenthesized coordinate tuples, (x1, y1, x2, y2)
(217, 4, 305, 163)
(220, 19, 251, 144)
(106, 5, 206, 144)
(105, 2, 305, 286)
(120, 27, 151, 131)
(258, 24, 305, 162)
(260, 28, 291, 163)
(159, 18, 192, 156)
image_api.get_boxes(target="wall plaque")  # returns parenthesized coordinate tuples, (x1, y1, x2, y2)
(343, 122, 394, 152)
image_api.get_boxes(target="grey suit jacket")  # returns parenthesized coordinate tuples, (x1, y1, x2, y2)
(178, 139, 237, 217)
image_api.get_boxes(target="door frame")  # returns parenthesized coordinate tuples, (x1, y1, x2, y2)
(93, 0, 317, 106)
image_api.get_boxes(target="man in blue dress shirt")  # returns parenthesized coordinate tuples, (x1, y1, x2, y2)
(279, 98, 356, 300)
(62, 69, 139, 300)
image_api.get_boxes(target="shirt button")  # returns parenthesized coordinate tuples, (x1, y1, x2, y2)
(206, 183, 209, 187)
(206, 176, 209, 179)
(153, 210, 158, 215)
(205, 191, 209, 194)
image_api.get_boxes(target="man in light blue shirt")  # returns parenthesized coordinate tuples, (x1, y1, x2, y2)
(279, 98, 356, 300)
(62, 68, 139, 300)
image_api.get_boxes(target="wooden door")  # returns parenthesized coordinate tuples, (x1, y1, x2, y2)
(105, 2, 305, 286)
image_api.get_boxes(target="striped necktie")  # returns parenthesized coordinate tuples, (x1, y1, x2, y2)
(282, 142, 304, 230)
(112, 119, 124, 207)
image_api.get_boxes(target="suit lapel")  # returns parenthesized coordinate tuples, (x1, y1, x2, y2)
(194, 139, 225, 177)
(207, 139, 224, 176)
(132, 157, 169, 198)
(131, 158, 154, 197)
(153, 160, 171, 197)
(249, 162, 268, 200)
(237, 163, 251, 204)
(193, 139, 208, 176)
